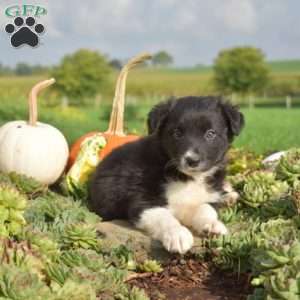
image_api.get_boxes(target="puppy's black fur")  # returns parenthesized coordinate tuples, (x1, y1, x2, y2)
(89, 96, 244, 223)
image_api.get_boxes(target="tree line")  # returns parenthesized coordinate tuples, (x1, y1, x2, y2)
(0, 63, 51, 76)
(0, 50, 174, 76)
(2, 47, 299, 106)
(50, 47, 272, 105)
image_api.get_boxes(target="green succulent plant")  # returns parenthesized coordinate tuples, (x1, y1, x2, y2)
(120, 287, 149, 300)
(137, 260, 163, 273)
(0, 184, 27, 237)
(259, 219, 299, 245)
(219, 204, 240, 224)
(250, 241, 300, 299)
(61, 223, 100, 250)
(0, 265, 50, 299)
(46, 262, 71, 286)
(227, 148, 262, 176)
(276, 148, 300, 185)
(51, 279, 96, 300)
(0, 171, 151, 300)
(0, 184, 27, 211)
(25, 191, 100, 235)
(111, 245, 137, 270)
(291, 180, 300, 214)
(0, 239, 47, 281)
(25, 230, 60, 260)
(8, 172, 46, 197)
(0, 172, 12, 187)
(78, 249, 109, 271)
(240, 171, 289, 208)
(59, 250, 85, 268)
(210, 227, 259, 272)
(265, 263, 300, 300)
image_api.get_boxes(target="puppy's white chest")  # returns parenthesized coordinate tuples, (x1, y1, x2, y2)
(165, 176, 220, 224)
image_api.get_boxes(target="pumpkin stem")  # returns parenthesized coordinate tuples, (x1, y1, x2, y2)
(28, 78, 56, 126)
(106, 53, 152, 136)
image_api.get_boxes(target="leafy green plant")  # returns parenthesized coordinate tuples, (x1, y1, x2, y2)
(111, 245, 137, 271)
(208, 224, 260, 272)
(51, 279, 96, 300)
(137, 260, 163, 273)
(0, 183, 27, 237)
(0, 265, 50, 299)
(205, 148, 300, 298)
(46, 262, 71, 286)
(227, 148, 262, 175)
(292, 180, 300, 214)
(8, 172, 46, 197)
(276, 148, 300, 184)
(251, 242, 300, 300)
(0, 171, 151, 299)
(239, 171, 289, 208)
(61, 223, 100, 250)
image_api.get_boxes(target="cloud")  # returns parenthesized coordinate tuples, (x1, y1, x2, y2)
(218, 0, 257, 34)
(0, 0, 299, 66)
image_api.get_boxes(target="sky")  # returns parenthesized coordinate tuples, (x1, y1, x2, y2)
(0, 0, 299, 67)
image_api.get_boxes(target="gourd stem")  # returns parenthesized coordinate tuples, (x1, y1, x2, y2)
(105, 53, 151, 136)
(28, 78, 56, 126)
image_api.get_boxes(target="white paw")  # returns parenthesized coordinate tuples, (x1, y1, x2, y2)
(162, 225, 194, 254)
(203, 220, 228, 235)
(222, 191, 239, 206)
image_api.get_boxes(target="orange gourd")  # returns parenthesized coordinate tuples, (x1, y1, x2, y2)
(67, 52, 151, 170)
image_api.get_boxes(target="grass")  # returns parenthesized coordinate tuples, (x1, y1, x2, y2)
(126, 68, 214, 97)
(0, 97, 299, 155)
(59, 106, 300, 155)
(235, 108, 300, 154)
(268, 59, 300, 73)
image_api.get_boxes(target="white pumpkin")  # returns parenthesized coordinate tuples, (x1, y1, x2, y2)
(0, 78, 69, 185)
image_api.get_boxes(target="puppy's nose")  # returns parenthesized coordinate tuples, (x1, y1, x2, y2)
(184, 153, 201, 168)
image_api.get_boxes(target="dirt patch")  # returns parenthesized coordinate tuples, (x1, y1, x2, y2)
(129, 256, 252, 300)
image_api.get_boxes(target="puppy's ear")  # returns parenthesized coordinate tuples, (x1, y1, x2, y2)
(147, 98, 176, 134)
(221, 102, 245, 139)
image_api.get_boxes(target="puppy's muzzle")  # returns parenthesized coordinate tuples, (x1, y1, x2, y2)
(183, 151, 202, 169)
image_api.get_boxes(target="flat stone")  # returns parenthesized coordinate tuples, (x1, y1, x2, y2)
(96, 220, 204, 263)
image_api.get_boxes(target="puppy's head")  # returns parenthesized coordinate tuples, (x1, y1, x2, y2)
(147, 96, 244, 175)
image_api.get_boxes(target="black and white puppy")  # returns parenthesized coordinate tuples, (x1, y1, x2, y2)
(89, 96, 244, 254)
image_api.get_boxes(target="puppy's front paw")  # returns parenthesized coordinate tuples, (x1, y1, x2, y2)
(222, 191, 239, 207)
(203, 220, 228, 235)
(162, 225, 194, 254)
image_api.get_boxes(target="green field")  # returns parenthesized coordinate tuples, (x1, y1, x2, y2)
(235, 108, 300, 153)
(1, 59, 300, 99)
(1, 59, 300, 155)
(0, 97, 299, 155)
(268, 59, 300, 73)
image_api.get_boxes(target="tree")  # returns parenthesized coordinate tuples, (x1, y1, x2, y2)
(52, 49, 111, 105)
(213, 47, 269, 96)
(109, 59, 122, 70)
(152, 51, 173, 67)
(31, 64, 50, 75)
(15, 63, 33, 76)
(0, 63, 12, 76)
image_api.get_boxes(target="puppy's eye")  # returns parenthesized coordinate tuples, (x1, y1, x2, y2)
(173, 128, 183, 139)
(204, 129, 216, 141)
